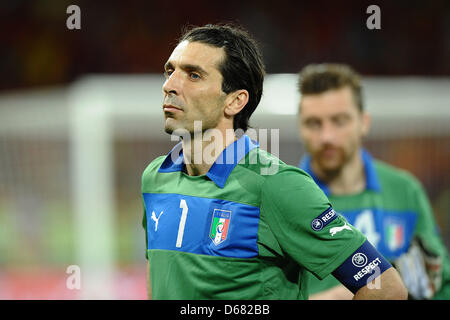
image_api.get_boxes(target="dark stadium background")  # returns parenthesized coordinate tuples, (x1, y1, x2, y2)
(1, 0, 450, 91)
(0, 0, 448, 299)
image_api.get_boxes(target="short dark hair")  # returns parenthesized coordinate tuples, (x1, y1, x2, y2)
(179, 23, 265, 132)
(298, 63, 364, 111)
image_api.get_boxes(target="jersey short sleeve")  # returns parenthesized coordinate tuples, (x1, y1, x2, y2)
(260, 167, 367, 280)
(410, 175, 448, 257)
(408, 175, 450, 299)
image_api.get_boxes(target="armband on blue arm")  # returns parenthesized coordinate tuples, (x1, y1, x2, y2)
(332, 240, 392, 294)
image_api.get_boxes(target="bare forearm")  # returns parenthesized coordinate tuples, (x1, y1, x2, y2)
(309, 285, 353, 300)
(353, 267, 407, 300)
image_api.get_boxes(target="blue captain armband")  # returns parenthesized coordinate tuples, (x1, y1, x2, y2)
(332, 240, 392, 294)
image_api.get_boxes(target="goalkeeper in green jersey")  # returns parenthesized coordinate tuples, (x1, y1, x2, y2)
(296, 63, 450, 299)
(141, 24, 407, 300)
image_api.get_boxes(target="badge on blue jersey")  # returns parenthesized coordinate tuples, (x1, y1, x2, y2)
(340, 209, 417, 260)
(210, 209, 232, 245)
(311, 206, 338, 231)
(384, 217, 405, 252)
(143, 193, 260, 259)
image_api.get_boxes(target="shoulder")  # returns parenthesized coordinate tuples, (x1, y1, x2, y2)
(238, 148, 316, 188)
(142, 155, 166, 182)
(374, 159, 424, 193)
(246, 149, 328, 207)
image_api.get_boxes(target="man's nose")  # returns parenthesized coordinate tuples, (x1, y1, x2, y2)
(163, 71, 181, 95)
(319, 122, 336, 144)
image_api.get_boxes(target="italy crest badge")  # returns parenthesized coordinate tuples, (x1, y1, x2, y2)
(210, 209, 231, 245)
(385, 219, 405, 252)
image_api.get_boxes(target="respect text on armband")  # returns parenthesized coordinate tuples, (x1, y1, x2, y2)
(353, 257, 382, 281)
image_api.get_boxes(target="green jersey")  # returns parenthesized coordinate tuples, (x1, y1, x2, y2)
(142, 135, 368, 299)
(300, 149, 450, 299)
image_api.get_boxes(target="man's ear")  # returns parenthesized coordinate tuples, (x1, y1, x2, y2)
(361, 111, 371, 137)
(224, 90, 249, 117)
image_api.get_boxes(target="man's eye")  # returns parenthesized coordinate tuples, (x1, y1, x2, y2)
(190, 73, 200, 80)
(164, 70, 173, 78)
(333, 116, 350, 126)
(304, 119, 321, 129)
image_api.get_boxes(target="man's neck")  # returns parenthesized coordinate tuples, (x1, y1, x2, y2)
(312, 149, 366, 196)
(182, 129, 237, 176)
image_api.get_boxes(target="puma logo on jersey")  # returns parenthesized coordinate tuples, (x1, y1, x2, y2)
(151, 211, 164, 232)
(330, 222, 352, 236)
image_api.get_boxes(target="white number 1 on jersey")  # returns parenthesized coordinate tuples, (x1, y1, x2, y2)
(176, 199, 188, 248)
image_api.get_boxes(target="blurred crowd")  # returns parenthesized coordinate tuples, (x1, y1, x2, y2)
(1, 0, 449, 92)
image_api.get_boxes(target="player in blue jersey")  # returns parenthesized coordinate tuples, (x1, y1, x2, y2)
(296, 63, 450, 299)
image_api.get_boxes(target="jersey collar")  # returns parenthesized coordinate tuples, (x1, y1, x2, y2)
(298, 148, 381, 196)
(158, 134, 259, 188)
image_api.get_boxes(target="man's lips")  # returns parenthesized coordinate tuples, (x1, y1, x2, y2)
(317, 147, 341, 159)
(321, 148, 338, 155)
(163, 104, 183, 112)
